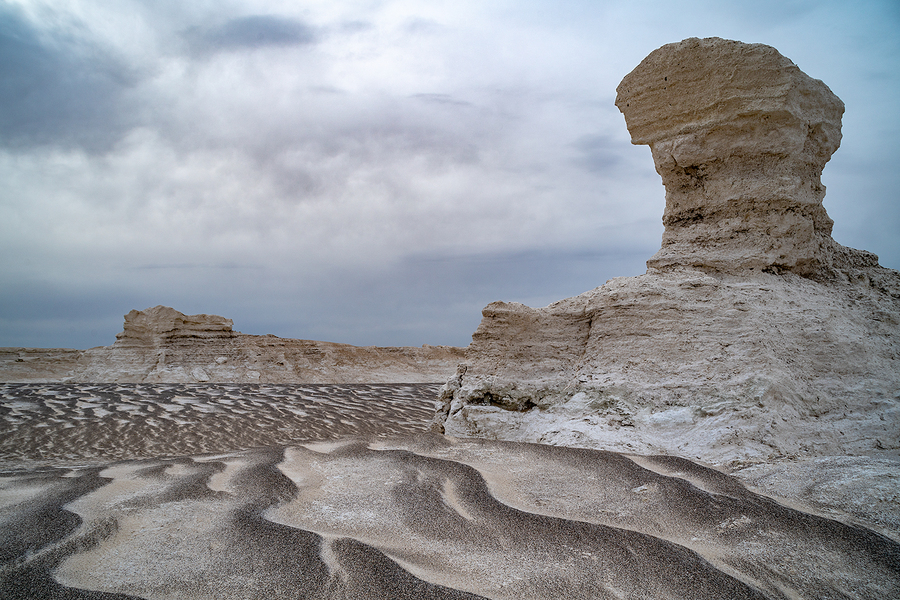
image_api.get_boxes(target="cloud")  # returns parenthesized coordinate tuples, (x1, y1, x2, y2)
(410, 93, 473, 107)
(184, 15, 317, 53)
(0, 4, 139, 152)
(571, 134, 624, 174)
(0, 0, 897, 351)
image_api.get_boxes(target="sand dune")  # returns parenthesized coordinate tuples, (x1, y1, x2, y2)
(1, 384, 898, 599)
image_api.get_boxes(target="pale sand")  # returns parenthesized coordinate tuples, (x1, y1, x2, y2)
(1, 384, 898, 599)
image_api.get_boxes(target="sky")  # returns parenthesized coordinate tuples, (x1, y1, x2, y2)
(1, 0, 898, 349)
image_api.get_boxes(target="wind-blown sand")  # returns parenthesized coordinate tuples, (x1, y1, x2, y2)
(1, 384, 897, 599)
(0, 383, 443, 465)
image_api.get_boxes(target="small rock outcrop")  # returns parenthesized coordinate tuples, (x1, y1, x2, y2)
(114, 305, 235, 346)
(434, 38, 900, 466)
(0, 306, 464, 384)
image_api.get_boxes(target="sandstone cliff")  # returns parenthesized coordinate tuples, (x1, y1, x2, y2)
(0, 305, 464, 383)
(435, 38, 900, 466)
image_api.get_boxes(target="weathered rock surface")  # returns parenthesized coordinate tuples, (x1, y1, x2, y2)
(435, 38, 900, 467)
(0, 306, 464, 383)
(114, 305, 235, 346)
(616, 37, 873, 277)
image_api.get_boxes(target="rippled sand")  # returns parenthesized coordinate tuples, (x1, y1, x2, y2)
(0, 383, 441, 465)
(1, 384, 898, 599)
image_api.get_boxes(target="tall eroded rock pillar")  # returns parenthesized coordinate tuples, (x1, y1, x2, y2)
(435, 37, 899, 464)
(615, 37, 858, 277)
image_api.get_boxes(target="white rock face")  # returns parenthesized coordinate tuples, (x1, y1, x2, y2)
(0, 306, 464, 384)
(435, 38, 900, 466)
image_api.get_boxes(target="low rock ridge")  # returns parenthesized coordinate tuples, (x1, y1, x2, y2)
(0, 306, 465, 384)
(434, 38, 900, 467)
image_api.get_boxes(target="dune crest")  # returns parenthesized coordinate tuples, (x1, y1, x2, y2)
(2, 436, 897, 599)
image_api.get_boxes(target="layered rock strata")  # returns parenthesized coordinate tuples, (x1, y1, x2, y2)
(435, 38, 900, 466)
(0, 305, 464, 383)
(616, 37, 868, 277)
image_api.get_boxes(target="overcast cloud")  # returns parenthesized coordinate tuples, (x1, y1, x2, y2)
(1, 0, 898, 348)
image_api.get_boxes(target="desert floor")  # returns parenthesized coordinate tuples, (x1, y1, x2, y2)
(1, 383, 898, 599)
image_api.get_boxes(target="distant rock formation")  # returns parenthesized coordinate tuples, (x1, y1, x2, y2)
(434, 38, 900, 466)
(114, 305, 235, 346)
(0, 306, 464, 384)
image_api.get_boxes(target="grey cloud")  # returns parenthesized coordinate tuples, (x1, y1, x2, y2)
(309, 85, 347, 95)
(253, 247, 652, 347)
(131, 263, 262, 271)
(232, 109, 485, 194)
(4, 0, 893, 354)
(0, 243, 652, 349)
(185, 15, 317, 53)
(571, 134, 624, 174)
(0, 278, 146, 348)
(403, 18, 444, 35)
(411, 93, 473, 107)
(337, 21, 373, 34)
(395, 248, 650, 300)
(0, 5, 138, 152)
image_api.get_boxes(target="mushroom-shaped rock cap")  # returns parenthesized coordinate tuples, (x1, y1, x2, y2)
(615, 37, 861, 277)
(616, 37, 843, 161)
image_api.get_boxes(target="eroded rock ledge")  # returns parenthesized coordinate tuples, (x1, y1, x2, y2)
(434, 38, 900, 466)
(1, 305, 464, 384)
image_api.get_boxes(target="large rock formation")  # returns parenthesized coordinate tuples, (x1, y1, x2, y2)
(0, 306, 464, 383)
(434, 38, 900, 466)
(616, 37, 875, 277)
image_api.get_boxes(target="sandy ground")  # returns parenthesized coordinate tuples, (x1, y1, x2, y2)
(0, 383, 442, 465)
(1, 384, 898, 599)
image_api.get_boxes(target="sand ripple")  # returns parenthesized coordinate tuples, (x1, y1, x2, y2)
(0, 385, 898, 598)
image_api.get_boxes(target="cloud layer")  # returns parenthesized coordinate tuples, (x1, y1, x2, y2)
(1, 0, 898, 348)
